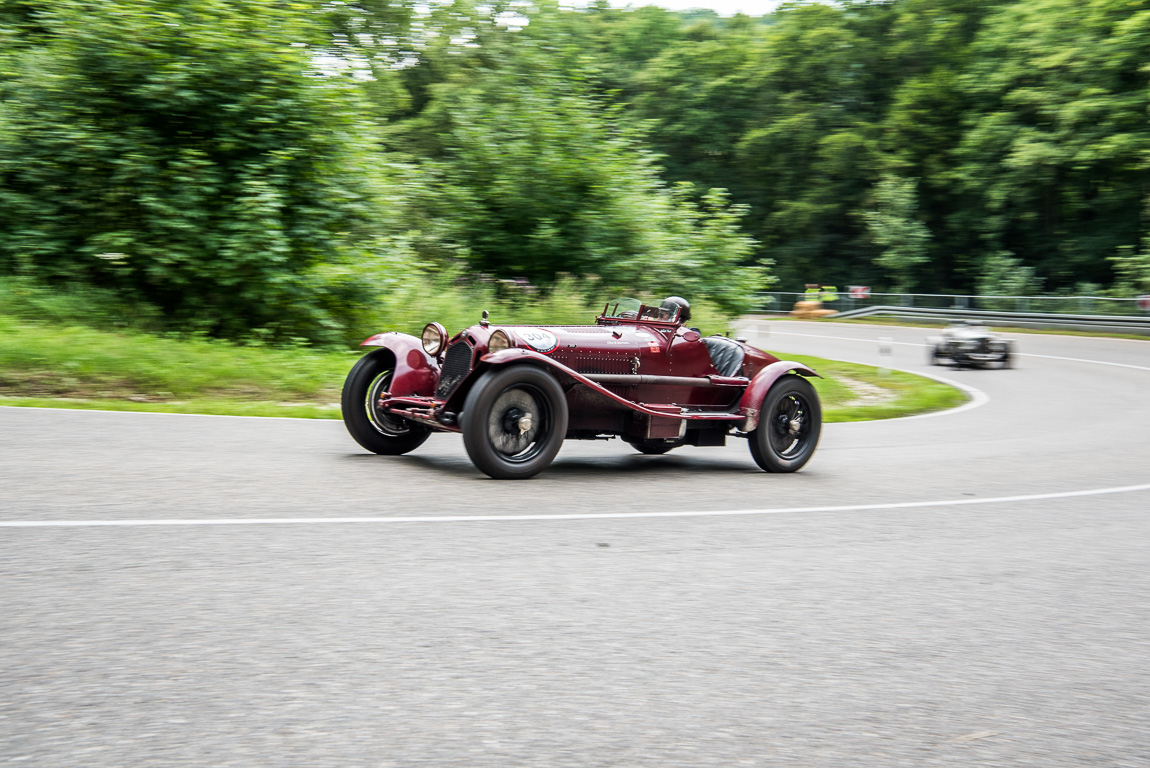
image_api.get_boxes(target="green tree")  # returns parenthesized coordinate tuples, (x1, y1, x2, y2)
(0, 0, 394, 339)
(386, 6, 768, 312)
(863, 174, 931, 292)
(1108, 199, 1150, 295)
(976, 252, 1043, 310)
(954, 0, 1150, 290)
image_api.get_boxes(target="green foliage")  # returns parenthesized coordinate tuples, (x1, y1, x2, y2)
(953, 0, 1150, 288)
(385, 12, 768, 314)
(0, 0, 393, 340)
(3, 0, 1150, 346)
(976, 252, 1043, 309)
(0, 308, 965, 424)
(342, 270, 738, 340)
(777, 353, 968, 424)
(863, 174, 931, 292)
(0, 313, 353, 404)
(1108, 246, 1150, 297)
(0, 276, 163, 331)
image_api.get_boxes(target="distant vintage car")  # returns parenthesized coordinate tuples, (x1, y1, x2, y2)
(927, 320, 1014, 368)
(342, 297, 822, 479)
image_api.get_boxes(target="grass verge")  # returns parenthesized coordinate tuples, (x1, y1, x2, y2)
(0, 316, 965, 421)
(777, 353, 967, 422)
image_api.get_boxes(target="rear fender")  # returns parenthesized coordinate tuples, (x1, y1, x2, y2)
(738, 361, 821, 432)
(360, 332, 440, 397)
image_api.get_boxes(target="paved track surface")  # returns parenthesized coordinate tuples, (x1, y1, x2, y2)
(2, 321, 1148, 767)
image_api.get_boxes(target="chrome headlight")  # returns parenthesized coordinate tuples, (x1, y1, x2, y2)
(421, 322, 447, 356)
(487, 329, 512, 353)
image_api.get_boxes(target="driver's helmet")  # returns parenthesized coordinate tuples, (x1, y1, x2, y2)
(659, 296, 691, 322)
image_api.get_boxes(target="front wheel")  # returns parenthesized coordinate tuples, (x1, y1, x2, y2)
(748, 374, 822, 473)
(342, 349, 431, 455)
(461, 366, 569, 479)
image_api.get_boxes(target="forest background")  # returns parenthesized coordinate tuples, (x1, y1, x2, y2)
(2, 0, 1150, 345)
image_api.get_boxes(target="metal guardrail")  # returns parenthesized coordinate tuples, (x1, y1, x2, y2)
(756, 291, 1147, 316)
(753, 292, 1150, 335)
(827, 305, 1150, 335)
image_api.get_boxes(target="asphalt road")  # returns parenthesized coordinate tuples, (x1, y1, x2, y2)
(2, 321, 1148, 767)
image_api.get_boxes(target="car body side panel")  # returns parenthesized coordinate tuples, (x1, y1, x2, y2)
(359, 332, 440, 397)
(473, 348, 743, 425)
(738, 361, 822, 432)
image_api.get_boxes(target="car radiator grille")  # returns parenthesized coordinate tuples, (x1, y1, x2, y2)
(437, 341, 473, 399)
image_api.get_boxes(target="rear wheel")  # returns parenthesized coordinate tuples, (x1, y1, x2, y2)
(461, 366, 568, 479)
(342, 349, 431, 455)
(749, 375, 821, 473)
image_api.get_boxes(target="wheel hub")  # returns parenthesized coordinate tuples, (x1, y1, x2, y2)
(499, 406, 535, 436)
(489, 389, 542, 458)
(776, 412, 803, 435)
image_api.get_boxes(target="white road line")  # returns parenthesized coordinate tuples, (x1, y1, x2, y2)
(1010, 352, 1150, 372)
(3, 482, 1149, 528)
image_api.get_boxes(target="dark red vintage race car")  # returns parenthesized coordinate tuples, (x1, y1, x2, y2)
(342, 297, 822, 479)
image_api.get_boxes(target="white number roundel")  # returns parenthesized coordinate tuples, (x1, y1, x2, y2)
(518, 328, 559, 354)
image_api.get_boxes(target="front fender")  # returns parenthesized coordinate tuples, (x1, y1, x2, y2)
(738, 360, 821, 432)
(359, 332, 440, 397)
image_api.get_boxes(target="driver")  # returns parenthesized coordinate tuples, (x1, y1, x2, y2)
(658, 296, 691, 322)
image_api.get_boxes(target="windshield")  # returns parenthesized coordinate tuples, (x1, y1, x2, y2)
(599, 297, 682, 323)
(602, 297, 643, 319)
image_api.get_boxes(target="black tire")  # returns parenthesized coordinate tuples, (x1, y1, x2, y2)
(342, 349, 431, 455)
(461, 366, 569, 479)
(748, 374, 822, 473)
(626, 439, 680, 455)
(927, 346, 941, 365)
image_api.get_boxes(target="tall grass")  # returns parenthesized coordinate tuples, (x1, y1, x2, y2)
(352, 274, 740, 340)
(0, 274, 741, 345)
(0, 277, 964, 421)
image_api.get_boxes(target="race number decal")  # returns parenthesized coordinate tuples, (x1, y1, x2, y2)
(519, 328, 559, 354)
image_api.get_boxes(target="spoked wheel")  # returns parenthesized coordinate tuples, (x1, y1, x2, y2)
(342, 349, 431, 455)
(749, 374, 822, 473)
(462, 366, 568, 479)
